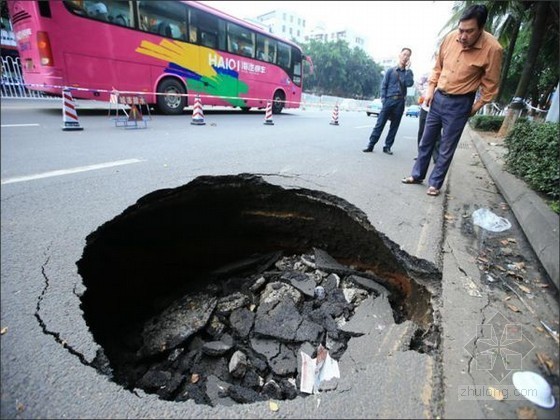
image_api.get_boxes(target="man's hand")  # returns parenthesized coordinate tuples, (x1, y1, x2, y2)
(470, 101, 484, 117)
(424, 91, 434, 108)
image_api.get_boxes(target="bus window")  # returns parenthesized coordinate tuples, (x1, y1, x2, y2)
(137, 1, 187, 41)
(277, 41, 292, 71)
(293, 49, 302, 86)
(190, 9, 225, 50)
(227, 22, 254, 58)
(104, 0, 133, 27)
(64, 0, 88, 16)
(256, 34, 276, 63)
(85, 1, 109, 21)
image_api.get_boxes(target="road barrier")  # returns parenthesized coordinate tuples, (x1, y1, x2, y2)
(329, 104, 340, 126)
(61, 87, 83, 131)
(190, 95, 206, 126)
(263, 101, 274, 125)
(109, 90, 150, 129)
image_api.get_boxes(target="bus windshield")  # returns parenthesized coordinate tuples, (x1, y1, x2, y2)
(7, 0, 309, 114)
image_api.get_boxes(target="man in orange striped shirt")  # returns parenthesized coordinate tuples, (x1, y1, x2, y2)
(402, 4, 503, 196)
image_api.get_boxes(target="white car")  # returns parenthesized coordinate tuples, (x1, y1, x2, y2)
(366, 99, 382, 116)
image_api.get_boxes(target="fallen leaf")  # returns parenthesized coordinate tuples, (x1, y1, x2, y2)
(500, 239, 509, 246)
(536, 352, 554, 375)
(518, 285, 531, 294)
(517, 406, 537, 419)
(539, 283, 549, 288)
(507, 238, 517, 243)
(0, 326, 7, 335)
(269, 401, 279, 412)
(444, 213, 454, 221)
(488, 386, 504, 401)
(504, 296, 512, 301)
(477, 256, 489, 264)
(507, 303, 520, 313)
(507, 271, 524, 280)
(191, 373, 199, 384)
(495, 265, 506, 272)
(536, 326, 545, 333)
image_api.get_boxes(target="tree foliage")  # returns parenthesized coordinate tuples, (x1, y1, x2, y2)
(301, 39, 383, 99)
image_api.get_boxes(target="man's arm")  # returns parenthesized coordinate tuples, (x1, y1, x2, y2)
(470, 45, 503, 116)
(404, 69, 414, 88)
(380, 69, 390, 101)
(426, 32, 451, 107)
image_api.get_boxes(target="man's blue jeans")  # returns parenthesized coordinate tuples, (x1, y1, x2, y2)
(412, 90, 475, 189)
(366, 97, 405, 150)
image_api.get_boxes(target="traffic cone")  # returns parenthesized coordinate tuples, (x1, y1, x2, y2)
(329, 104, 339, 125)
(263, 101, 274, 125)
(61, 87, 83, 131)
(191, 95, 206, 125)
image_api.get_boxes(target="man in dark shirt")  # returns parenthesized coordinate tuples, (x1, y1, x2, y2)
(363, 47, 414, 155)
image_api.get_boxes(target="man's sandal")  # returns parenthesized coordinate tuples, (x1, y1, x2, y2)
(401, 176, 423, 184)
(426, 186, 440, 196)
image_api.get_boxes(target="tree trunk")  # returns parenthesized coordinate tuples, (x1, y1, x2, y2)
(496, 19, 520, 105)
(498, 1, 549, 137)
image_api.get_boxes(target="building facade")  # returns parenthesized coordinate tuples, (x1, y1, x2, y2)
(255, 9, 307, 43)
(304, 25, 366, 51)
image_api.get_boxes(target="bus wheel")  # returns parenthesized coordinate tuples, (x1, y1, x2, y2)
(272, 91, 285, 114)
(157, 78, 186, 115)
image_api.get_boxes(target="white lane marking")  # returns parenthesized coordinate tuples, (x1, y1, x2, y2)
(1, 123, 40, 127)
(355, 125, 373, 129)
(1, 158, 145, 185)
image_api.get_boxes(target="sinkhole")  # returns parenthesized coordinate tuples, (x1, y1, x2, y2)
(77, 174, 441, 406)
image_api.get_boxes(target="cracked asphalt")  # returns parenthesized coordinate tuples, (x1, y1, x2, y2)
(1, 99, 558, 418)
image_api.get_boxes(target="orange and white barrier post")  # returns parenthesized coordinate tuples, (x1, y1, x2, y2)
(329, 104, 339, 126)
(108, 88, 119, 119)
(191, 95, 206, 125)
(263, 101, 274, 125)
(61, 87, 83, 131)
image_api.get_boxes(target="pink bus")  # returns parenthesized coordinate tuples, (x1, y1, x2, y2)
(7, 0, 312, 114)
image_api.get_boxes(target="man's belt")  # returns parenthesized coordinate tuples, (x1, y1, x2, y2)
(388, 95, 403, 100)
(437, 90, 476, 98)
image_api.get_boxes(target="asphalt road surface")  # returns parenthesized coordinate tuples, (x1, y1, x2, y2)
(2, 98, 558, 419)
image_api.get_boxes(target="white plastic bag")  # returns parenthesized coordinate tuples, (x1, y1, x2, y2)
(472, 208, 512, 232)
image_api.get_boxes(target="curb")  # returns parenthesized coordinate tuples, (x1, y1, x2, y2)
(467, 126, 559, 291)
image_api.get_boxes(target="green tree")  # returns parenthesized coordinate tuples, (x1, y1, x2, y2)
(498, 1, 558, 136)
(301, 39, 383, 99)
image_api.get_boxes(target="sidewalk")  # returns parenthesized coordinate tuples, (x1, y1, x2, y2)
(467, 126, 559, 290)
(441, 125, 559, 419)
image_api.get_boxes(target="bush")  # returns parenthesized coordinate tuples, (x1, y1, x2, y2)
(470, 115, 505, 132)
(504, 120, 560, 212)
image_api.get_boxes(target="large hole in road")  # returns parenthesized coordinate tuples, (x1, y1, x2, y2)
(77, 174, 441, 406)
